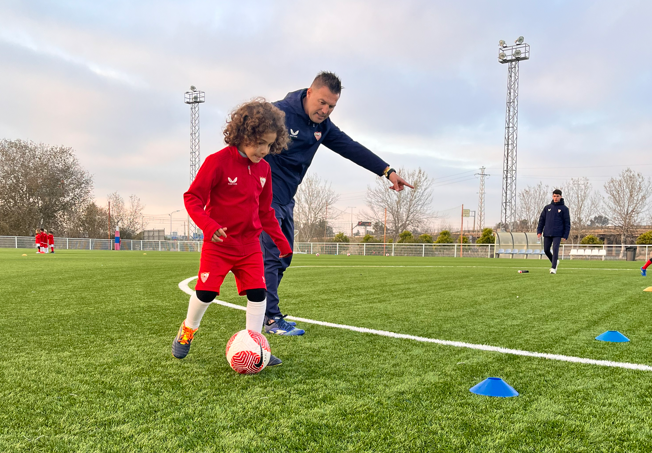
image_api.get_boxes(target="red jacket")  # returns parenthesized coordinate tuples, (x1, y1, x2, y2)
(47, 233, 54, 245)
(184, 146, 292, 257)
(39, 232, 47, 244)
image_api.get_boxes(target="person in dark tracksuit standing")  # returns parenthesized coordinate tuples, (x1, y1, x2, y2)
(261, 71, 414, 335)
(537, 189, 571, 274)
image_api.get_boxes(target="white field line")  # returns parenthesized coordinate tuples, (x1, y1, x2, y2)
(178, 276, 652, 372)
(289, 265, 636, 271)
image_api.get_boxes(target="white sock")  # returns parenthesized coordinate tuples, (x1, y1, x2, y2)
(184, 293, 211, 329)
(246, 298, 266, 332)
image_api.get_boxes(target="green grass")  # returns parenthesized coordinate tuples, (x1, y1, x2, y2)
(1, 249, 652, 452)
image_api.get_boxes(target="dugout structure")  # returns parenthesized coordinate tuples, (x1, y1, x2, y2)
(494, 231, 543, 259)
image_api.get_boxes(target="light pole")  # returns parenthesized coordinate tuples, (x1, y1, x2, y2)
(169, 210, 181, 239)
(346, 206, 355, 237)
(184, 86, 205, 238)
(498, 36, 530, 231)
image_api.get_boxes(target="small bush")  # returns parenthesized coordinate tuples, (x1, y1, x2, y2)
(435, 230, 454, 243)
(361, 234, 379, 243)
(581, 235, 604, 245)
(333, 233, 350, 243)
(398, 231, 415, 243)
(476, 228, 495, 244)
(636, 231, 652, 245)
(418, 234, 434, 243)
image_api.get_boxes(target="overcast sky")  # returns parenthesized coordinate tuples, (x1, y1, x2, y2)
(2, 0, 651, 234)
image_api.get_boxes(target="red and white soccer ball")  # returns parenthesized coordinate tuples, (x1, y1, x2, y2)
(225, 330, 271, 374)
(316, 253, 320, 257)
(347, 253, 350, 256)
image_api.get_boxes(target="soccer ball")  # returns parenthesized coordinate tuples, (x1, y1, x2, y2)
(347, 253, 350, 256)
(316, 253, 320, 256)
(225, 330, 271, 374)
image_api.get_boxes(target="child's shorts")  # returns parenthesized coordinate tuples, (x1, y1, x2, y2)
(195, 248, 266, 295)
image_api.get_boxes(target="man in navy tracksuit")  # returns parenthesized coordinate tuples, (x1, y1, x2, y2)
(261, 72, 413, 335)
(537, 189, 571, 274)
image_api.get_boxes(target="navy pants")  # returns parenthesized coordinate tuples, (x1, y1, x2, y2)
(543, 236, 562, 269)
(260, 200, 294, 318)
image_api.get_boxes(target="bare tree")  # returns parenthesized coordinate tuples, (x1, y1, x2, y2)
(603, 168, 652, 245)
(107, 192, 146, 239)
(68, 202, 109, 238)
(294, 173, 339, 241)
(515, 182, 549, 232)
(563, 177, 600, 244)
(364, 167, 433, 241)
(0, 139, 93, 236)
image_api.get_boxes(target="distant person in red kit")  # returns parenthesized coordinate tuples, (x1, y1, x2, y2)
(48, 231, 55, 253)
(172, 98, 292, 368)
(35, 229, 40, 253)
(38, 228, 47, 253)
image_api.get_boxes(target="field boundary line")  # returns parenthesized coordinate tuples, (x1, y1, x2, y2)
(179, 276, 652, 372)
(288, 265, 635, 271)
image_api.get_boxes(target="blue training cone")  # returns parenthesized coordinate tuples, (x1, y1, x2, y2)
(470, 377, 519, 397)
(595, 331, 630, 343)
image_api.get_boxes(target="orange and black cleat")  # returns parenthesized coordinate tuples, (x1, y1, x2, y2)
(172, 322, 198, 359)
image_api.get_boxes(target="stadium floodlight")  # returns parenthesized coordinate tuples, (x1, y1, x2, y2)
(184, 86, 206, 238)
(499, 40, 506, 47)
(496, 36, 530, 230)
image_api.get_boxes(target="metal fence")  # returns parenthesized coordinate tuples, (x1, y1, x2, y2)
(0, 236, 202, 252)
(1, 236, 650, 261)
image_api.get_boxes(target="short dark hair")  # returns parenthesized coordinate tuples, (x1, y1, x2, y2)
(553, 189, 562, 195)
(311, 71, 342, 95)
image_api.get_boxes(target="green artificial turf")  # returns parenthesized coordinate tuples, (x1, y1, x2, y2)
(1, 249, 651, 452)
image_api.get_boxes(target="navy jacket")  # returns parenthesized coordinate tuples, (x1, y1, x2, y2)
(266, 89, 389, 206)
(537, 198, 571, 239)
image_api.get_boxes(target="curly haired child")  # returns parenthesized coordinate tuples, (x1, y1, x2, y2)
(172, 98, 292, 367)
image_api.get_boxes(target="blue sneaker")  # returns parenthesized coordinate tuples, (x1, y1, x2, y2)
(264, 315, 296, 327)
(267, 354, 282, 367)
(642, 267, 647, 277)
(265, 315, 305, 336)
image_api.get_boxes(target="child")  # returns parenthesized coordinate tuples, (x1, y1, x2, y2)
(48, 231, 55, 253)
(641, 259, 651, 276)
(35, 229, 40, 253)
(39, 228, 47, 253)
(172, 99, 292, 367)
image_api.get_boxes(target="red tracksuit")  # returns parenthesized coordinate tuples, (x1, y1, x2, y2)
(39, 232, 47, 251)
(48, 233, 54, 252)
(184, 146, 292, 295)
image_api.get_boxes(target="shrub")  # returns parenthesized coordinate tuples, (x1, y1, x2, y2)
(333, 232, 349, 243)
(476, 228, 495, 244)
(581, 235, 604, 245)
(361, 234, 379, 243)
(636, 231, 652, 245)
(418, 234, 434, 243)
(435, 230, 454, 243)
(398, 231, 415, 243)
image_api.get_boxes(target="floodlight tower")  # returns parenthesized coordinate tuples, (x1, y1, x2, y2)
(184, 86, 205, 238)
(475, 166, 490, 230)
(497, 37, 530, 230)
